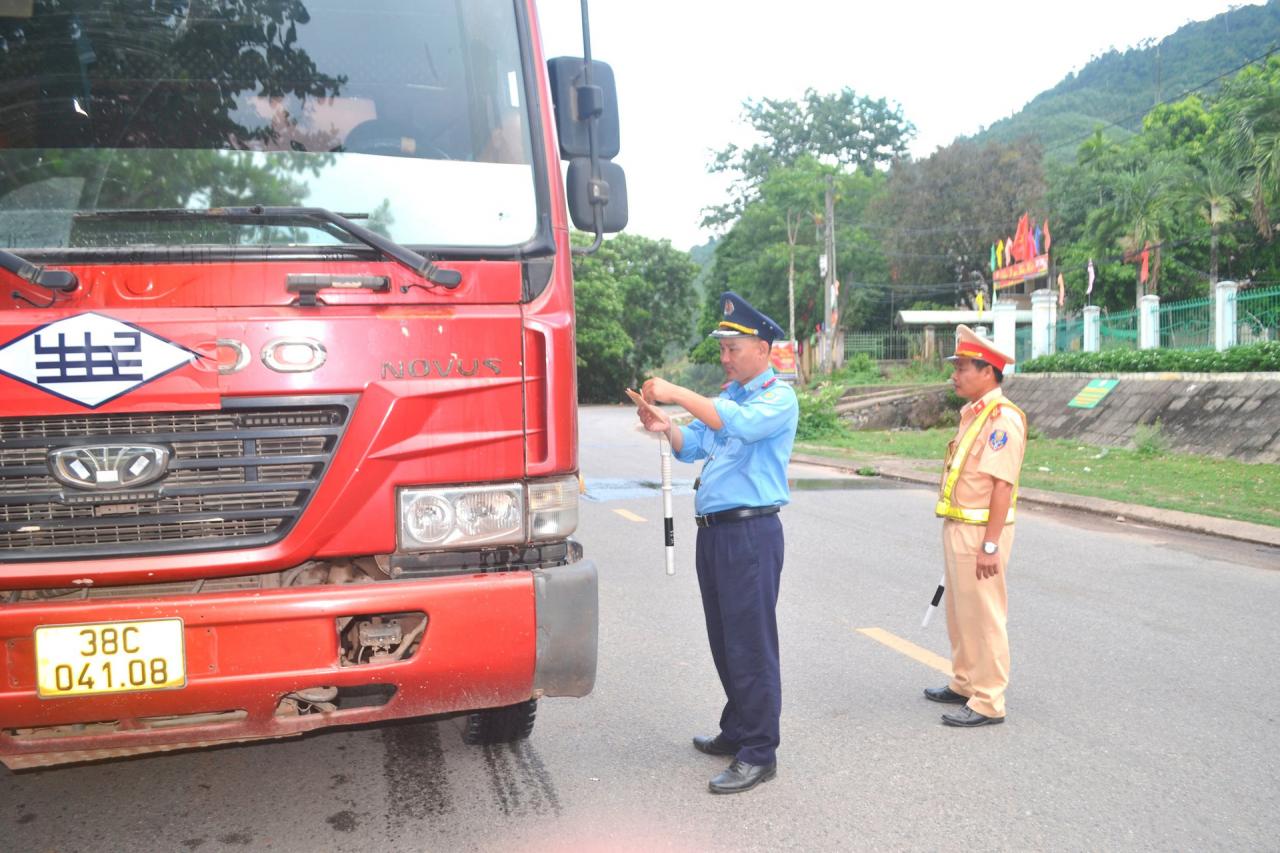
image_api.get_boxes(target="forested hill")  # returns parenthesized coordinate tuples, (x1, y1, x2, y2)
(972, 0, 1280, 158)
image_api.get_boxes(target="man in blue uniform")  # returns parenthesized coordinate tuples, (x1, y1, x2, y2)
(635, 291, 799, 795)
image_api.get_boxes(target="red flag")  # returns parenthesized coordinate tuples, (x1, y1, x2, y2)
(1043, 219, 1052, 253)
(1011, 215, 1027, 262)
(1139, 245, 1150, 284)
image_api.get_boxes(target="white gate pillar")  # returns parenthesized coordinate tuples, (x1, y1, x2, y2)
(1031, 289, 1055, 359)
(1139, 294, 1160, 350)
(1083, 305, 1101, 352)
(1215, 280, 1239, 351)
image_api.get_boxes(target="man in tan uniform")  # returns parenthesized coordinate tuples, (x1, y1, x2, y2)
(925, 325, 1027, 727)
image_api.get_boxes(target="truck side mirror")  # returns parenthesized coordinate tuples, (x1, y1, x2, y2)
(547, 57, 619, 159)
(566, 159, 628, 233)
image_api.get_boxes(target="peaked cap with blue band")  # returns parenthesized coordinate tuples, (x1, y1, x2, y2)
(709, 291, 785, 344)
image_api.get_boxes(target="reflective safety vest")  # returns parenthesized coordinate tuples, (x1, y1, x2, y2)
(935, 398, 1026, 525)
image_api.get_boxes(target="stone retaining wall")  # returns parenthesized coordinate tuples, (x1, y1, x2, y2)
(1002, 372, 1280, 463)
(837, 385, 955, 431)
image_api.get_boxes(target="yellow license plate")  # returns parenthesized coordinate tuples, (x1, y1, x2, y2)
(35, 618, 186, 698)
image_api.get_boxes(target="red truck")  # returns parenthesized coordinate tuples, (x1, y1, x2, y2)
(0, 0, 627, 769)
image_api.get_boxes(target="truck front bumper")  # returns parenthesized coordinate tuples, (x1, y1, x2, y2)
(0, 560, 597, 769)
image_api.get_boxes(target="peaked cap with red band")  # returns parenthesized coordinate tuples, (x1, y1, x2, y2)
(946, 324, 1015, 372)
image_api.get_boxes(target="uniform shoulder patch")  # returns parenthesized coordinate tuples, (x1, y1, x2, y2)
(762, 389, 778, 401)
(988, 429, 1009, 450)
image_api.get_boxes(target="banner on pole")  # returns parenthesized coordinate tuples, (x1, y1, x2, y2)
(770, 340, 799, 379)
(993, 253, 1049, 289)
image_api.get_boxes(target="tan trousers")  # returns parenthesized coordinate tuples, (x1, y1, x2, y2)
(942, 520, 1014, 718)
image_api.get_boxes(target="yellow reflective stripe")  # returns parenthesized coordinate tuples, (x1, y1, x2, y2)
(934, 502, 1017, 524)
(718, 321, 760, 335)
(936, 395, 1023, 524)
(938, 405, 996, 507)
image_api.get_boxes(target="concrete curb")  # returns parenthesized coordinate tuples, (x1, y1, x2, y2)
(791, 452, 1280, 549)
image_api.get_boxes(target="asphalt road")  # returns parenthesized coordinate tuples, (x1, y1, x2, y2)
(5, 404, 1278, 852)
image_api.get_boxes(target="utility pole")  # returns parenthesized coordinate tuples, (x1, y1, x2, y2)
(822, 174, 837, 374)
(785, 209, 799, 343)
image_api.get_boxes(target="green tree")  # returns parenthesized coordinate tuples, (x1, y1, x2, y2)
(1222, 60, 1280, 239)
(572, 272, 632, 404)
(1183, 155, 1245, 286)
(571, 233, 699, 402)
(705, 88, 914, 226)
(871, 137, 1046, 299)
(1085, 154, 1190, 305)
(700, 161, 888, 360)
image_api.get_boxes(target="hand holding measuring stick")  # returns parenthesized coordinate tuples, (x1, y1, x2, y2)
(627, 388, 675, 575)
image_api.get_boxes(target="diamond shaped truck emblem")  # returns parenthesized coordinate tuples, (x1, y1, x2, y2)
(0, 312, 196, 408)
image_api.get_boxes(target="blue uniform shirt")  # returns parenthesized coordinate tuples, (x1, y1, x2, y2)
(674, 367, 799, 515)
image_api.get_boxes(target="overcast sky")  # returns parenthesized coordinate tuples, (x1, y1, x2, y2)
(537, 0, 1252, 250)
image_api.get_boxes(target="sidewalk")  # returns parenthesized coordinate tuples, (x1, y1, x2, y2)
(791, 452, 1280, 549)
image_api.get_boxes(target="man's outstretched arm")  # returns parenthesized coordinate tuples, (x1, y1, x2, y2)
(642, 377, 724, 431)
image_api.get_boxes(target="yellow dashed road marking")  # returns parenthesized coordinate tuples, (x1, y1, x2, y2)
(613, 508, 647, 522)
(857, 627, 953, 676)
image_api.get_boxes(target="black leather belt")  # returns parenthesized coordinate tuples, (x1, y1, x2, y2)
(694, 505, 780, 528)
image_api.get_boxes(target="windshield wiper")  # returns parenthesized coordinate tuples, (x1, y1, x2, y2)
(74, 206, 463, 288)
(1, 249, 79, 293)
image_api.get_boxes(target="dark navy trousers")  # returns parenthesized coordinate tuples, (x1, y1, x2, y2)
(694, 512, 784, 766)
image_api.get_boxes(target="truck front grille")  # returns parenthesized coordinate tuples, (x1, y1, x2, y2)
(0, 396, 354, 562)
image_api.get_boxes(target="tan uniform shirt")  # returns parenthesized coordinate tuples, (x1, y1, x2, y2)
(948, 387, 1027, 513)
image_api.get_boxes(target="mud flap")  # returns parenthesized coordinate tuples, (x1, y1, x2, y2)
(531, 559, 598, 698)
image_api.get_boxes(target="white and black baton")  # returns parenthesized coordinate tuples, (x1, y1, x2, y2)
(659, 434, 675, 575)
(921, 572, 945, 627)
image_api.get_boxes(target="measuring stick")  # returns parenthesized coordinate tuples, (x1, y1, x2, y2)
(659, 434, 675, 575)
(921, 573, 945, 627)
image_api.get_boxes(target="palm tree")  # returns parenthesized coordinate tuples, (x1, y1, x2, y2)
(1089, 156, 1187, 307)
(1184, 156, 1244, 286)
(1227, 81, 1280, 240)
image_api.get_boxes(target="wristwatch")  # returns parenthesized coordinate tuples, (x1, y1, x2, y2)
(981, 541, 999, 555)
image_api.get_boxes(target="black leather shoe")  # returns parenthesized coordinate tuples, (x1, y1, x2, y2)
(708, 759, 777, 794)
(941, 706, 1005, 727)
(692, 734, 738, 756)
(923, 685, 969, 704)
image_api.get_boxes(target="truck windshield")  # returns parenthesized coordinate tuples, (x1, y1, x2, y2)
(0, 0, 537, 252)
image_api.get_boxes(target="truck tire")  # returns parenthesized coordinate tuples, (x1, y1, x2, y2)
(463, 699, 537, 745)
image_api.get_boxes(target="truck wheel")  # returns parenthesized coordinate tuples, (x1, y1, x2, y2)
(463, 699, 537, 745)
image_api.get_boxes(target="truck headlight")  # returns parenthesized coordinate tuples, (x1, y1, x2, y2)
(399, 484, 524, 550)
(397, 476, 580, 552)
(528, 475, 579, 541)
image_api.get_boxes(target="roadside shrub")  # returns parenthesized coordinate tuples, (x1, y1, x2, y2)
(796, 383, 846, 440)
(1019, 341, 1280, 374)
(812, 353, 880, 389)
(1134, 420, 1169, 456)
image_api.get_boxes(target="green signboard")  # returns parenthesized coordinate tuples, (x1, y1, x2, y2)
(1068, 379, 1119, 409)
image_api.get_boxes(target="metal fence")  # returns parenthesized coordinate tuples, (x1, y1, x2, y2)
(845, 329, 955, 362)
(1098, 308, 1139, 350)
(1160, 296, 1214, 350)
(844, 284, 1280, 364)
(1236, 284, 1280, 343)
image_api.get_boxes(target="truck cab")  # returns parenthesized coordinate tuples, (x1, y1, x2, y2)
(0, 0, 625, 769)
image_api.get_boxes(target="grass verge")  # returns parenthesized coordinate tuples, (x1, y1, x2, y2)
(797, 429, 1280, 528)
